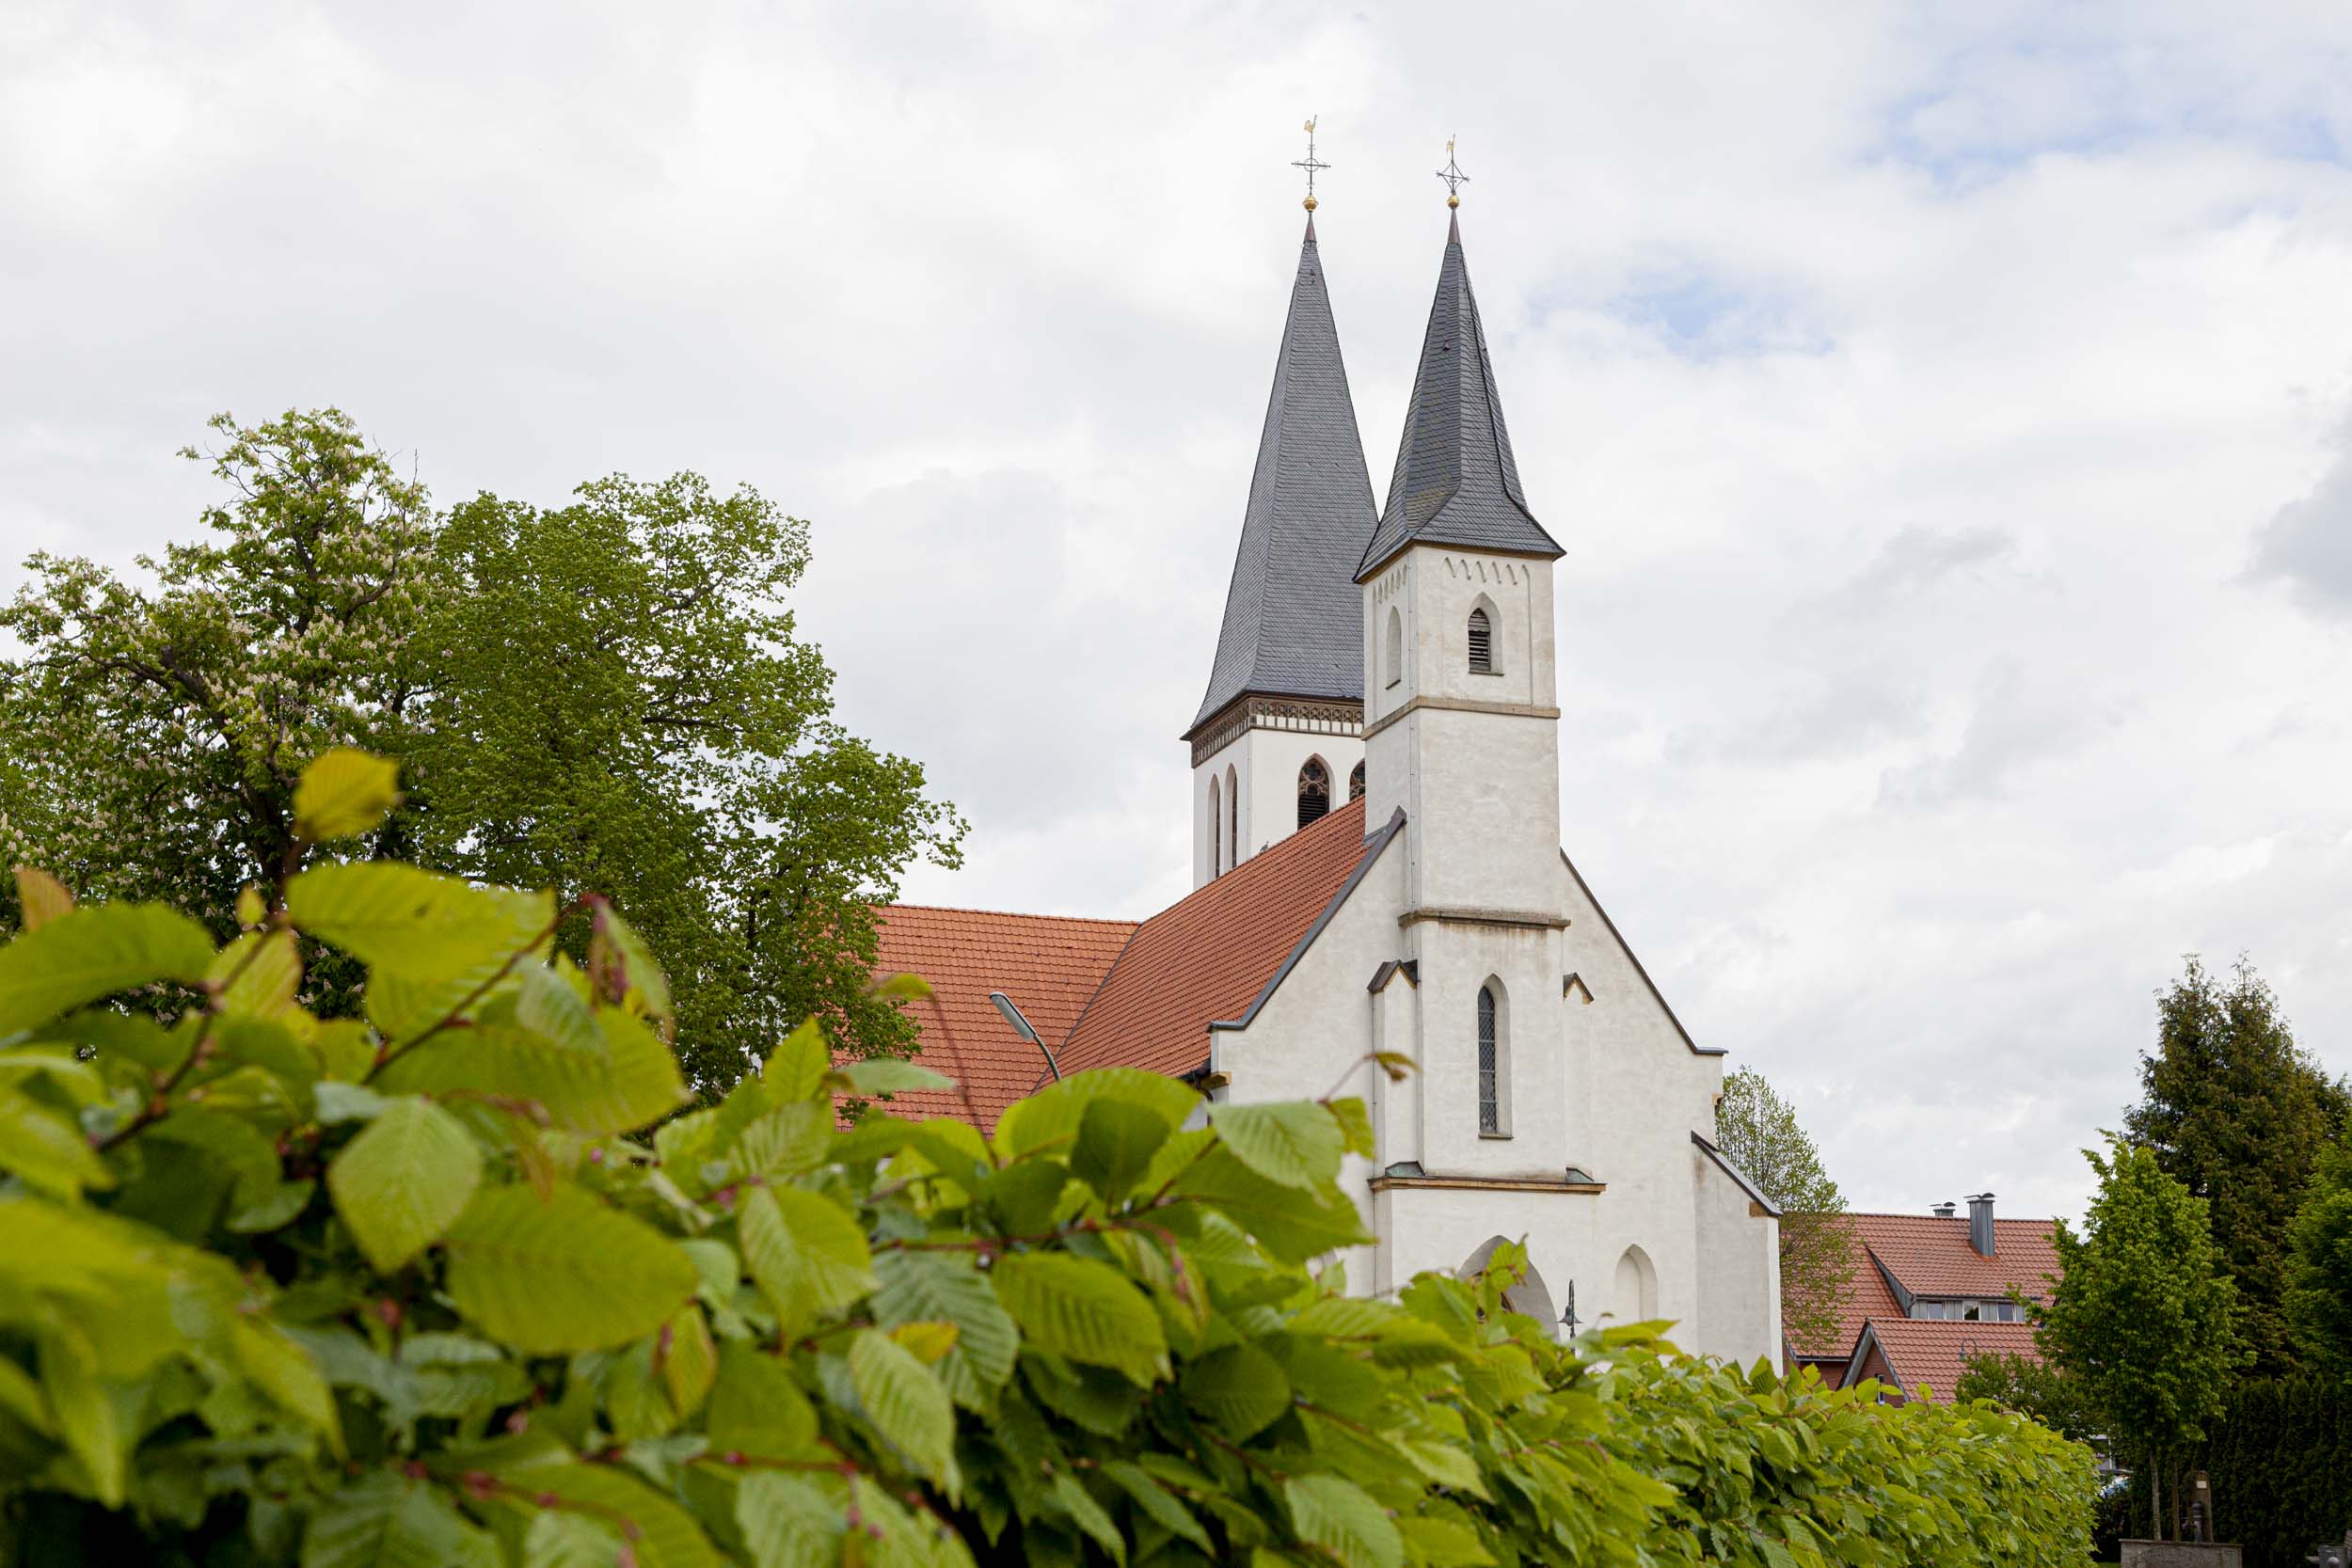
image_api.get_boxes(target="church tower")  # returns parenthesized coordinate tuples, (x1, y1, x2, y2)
(1184, 210, 1378, 889)
(1359, 200, 1571, 1185)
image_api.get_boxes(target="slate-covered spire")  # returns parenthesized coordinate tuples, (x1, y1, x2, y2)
(1186, 214, 1380, 736)
(1356, 211, 1563, 580)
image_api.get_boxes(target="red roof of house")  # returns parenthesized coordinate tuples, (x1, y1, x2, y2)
(1057, 799, 1386, 1079)
(1790, 1212, 2060, 1362)
(1847, 1318, 2041, 1403)
(870, 905, 1136, 1129)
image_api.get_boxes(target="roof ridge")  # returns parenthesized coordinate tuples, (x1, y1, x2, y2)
(881, 904, 1140, 927)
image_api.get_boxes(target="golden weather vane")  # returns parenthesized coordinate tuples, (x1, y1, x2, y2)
(1293, 116, 1331, 211)
(1437, 135, 1469, 208)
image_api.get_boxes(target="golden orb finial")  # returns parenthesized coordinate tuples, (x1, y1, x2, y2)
(1292, 117, 1330, 212)
(1437, 135, 1469, 208)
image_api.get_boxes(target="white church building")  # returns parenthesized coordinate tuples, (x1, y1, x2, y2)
(875, 198, 1782, 1367)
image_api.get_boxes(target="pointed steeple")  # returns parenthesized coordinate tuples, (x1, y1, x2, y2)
(1186, 216, 1379, 737)
(1356, 212, 1562, 580)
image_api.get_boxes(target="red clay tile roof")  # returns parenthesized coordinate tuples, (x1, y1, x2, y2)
(870, 905, 1137, 1130)
(1057, 799, 1387, 1079)
(1789, 1212, 2061, 1361)
(1847, 1318, 2041, 1402)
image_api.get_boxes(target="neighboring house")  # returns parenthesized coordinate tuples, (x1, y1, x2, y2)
(861, 198, 1784, 1368)
(1788, 1196, 2058, 1402)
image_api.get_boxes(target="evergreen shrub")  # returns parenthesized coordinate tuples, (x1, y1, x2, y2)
(0, 752, 2095, 1566)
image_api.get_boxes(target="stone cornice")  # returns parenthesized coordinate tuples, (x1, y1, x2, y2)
(1369, 1172, 1605, 1196)
(1399, 907, 1569, 932)
(1362, 694, 1560, 741)
(1188, 692, 1365, 768)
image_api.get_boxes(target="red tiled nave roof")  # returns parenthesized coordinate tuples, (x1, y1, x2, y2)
(870, 905, 1136, 1129)
(869, 798, 1388, 1127)
(1058, 798, 1380, 1079)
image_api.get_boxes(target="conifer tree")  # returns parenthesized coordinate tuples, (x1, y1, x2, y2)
(2284, 1132, 2352, 1381)
(2123, 956, 2347, 1375)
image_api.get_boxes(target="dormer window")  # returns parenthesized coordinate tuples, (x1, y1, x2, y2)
(1296, 757, 1330, 828)
(1467, 607, 1493, 673)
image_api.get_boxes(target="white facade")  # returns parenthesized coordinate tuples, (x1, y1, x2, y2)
(1200, 537, 1782, 1367)
(1191, 712, 1364, 886)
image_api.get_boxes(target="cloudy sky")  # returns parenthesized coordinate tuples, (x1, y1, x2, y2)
(8, 0, 2352, 1220)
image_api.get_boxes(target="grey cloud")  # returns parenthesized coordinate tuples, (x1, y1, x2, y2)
(1876, 660, 2113, 808)
(1843, 525, 2017, 603)
(2251, 429, 2352, 619)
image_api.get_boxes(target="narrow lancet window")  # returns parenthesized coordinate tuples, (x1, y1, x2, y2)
(1348, 760, 1365, 802)
(1208, 776, 1221, 878)
(1477, 984, 1501, 1133)
(1385, 607, 1405, 689)
(1296, 757, 1330, 828)
(1468, 607, 1493, 673)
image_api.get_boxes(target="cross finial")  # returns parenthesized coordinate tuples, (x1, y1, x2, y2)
(1293, 116, 1331, 212)
(1437, 135, 1469, 209)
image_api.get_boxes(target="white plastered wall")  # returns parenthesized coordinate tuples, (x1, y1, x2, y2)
(1693, 1145, 1784, 1368)
(1192, 723, 1364, 887)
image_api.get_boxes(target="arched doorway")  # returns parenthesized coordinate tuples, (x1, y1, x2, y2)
(1455, 1236, 1559, 1330)
(1611, 1244, 1658, 1323)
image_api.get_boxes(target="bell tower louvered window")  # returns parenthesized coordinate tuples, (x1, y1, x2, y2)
(1296, 757, 1330, 829)
(1477, 984, 1501, 1133)
(1467, 607, 1493, 673)
(1347, 760, 1365, 802)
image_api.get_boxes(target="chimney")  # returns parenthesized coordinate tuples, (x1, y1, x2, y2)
(1966, 1193, 1995, 1257)
(1931, 1201, 1956, 1218)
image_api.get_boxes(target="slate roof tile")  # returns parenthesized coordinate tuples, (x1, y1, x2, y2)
(1190, 215, 1380, 736)
(1357, 211, 1563, 579)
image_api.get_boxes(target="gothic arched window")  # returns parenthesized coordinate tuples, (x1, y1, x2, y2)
(1477, 982, 1505, 1135)
(1296, 757, 1330, 829)
(1467, 607, 1493, 674)
(1347, 760, 1365, 802)
(1385, 606, 1405, 689)
(1208, 775, 1221, 878)
(1225, 765, 1238, 868)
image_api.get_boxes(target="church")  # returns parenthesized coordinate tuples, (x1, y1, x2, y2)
(874, 184, 1783, 1367)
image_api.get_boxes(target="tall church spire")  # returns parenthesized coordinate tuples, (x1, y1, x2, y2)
(1186, 214, 1378, 737)
(1355, 209, 1563, 581)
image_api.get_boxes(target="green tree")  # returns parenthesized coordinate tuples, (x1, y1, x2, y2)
(2284, 1131, 2352, 1381)
(2038, 1137, 2245, 1542)
(1954, 1350, 2096, 1442)
(0, 409, 963, 1089)
(2122, 955, 2347, 1376)
(1713, 1068, 1857, 1358)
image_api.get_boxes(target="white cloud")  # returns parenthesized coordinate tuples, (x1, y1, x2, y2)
(6, 0, 2352, 1222)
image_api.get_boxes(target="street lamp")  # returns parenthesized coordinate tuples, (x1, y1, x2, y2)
(1560, 1282, 1580, 1338)
(988, 990, 1063, 1083)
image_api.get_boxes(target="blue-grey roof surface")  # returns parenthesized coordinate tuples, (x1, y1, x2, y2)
(1187, 214, 1378, 736)
(1357, 212, 1564, 579)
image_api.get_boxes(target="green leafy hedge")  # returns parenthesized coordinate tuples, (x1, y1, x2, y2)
(0, 752, 2094, 1566)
